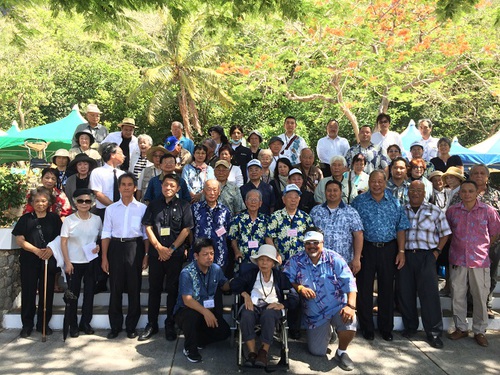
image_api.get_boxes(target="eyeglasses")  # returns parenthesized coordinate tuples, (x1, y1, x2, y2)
(76, 199, 92, 204)
(412, 166, 424, 170)
(305, 241, 321, 246)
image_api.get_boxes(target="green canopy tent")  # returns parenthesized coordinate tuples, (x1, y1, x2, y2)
(0, 105, 86, 164)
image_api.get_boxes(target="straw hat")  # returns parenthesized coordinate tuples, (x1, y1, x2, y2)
(428, 170, 443, 182)
(442, 167, 465, 183)
(86, 104, 102, 114)
(117, 117, 137, 128)
(51, 149, 70, 164)
(247, 130, 263, 143)
(146, 145, 168, 163)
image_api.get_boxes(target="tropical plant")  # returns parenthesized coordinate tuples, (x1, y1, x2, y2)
(0, 167, 28, 227)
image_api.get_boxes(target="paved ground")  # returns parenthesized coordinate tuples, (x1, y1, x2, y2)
(0, 328, 498, 374)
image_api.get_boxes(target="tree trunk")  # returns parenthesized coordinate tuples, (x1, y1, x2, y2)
(187, 96, 202, 136)
(17, 93, 25, 129)
(178, 86, 192, 139)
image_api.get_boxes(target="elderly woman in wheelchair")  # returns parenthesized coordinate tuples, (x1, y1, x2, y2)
(230, 244, 298, 368)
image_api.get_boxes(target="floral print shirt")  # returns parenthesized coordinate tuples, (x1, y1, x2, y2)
(228, 210, 270, 262)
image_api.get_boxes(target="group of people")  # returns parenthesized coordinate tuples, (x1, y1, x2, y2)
(11, 106, 500, 371)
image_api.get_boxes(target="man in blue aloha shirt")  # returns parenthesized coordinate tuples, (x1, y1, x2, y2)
(229, 189, 270, 263)
(284, 228, 358, 371)
(265, 184, 313, 263)
(191, 179, 232, 270)
(310, 179, 364, 274)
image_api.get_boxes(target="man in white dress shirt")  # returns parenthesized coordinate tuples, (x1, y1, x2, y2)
(418, 119, 439, 162)
(101, 172, 149, 340)
(102, 118, 140, 173)
(371, 113, 402, 153)
(316, 119, 350, 177)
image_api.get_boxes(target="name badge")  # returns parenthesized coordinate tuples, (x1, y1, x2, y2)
(203, 299, 215, 309)
(287, 229, 298, 237)
(215, 226, 226, 237)
(160, 227, 171, 236)
(248, 240, 259, 249)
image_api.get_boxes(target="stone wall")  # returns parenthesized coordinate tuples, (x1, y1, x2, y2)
(0, 249, 21, 328)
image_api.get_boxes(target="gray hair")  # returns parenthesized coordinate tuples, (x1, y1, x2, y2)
(245, 189, 262, 201)
(202, 138, 217, 150)
(470, 163, 490, 177)
(369, 169, 387, 181)
(137, 134, 153, 146)
(258, 149, 273, 159)
(171, 121, 184, 130)
(329, 155, 347, 167)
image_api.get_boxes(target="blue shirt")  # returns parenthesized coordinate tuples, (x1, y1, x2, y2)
(266, 208, 313, 261)
(284, 249, 357, 329)
(181, 164, 215, 194)
(173, 261, 227, 314)
(192, 201, 232, 267)
(386, 179, 410, 206)
(179, 136, 195, 155)
(228, 210, 270, 262)
(143, 174, 190, 202)
(351, 190, 410, 242)
(310, 202, 364, 262)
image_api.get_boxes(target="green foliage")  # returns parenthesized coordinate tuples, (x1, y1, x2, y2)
(0, 167, 28, 227)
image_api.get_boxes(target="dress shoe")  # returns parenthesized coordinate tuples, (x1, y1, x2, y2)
(165, 323, 177, 341)
(138, 324, 158, 341)
(381, 332, 393, 341)
(36, 326, 53, 335)
(427, 335, 443, 348)
(289, 329, 301, 340)
(334, 351, 355, 371)
(79, 323, 95, 335)
(20, 327, 33, 338)
(474, 333, 488, 347)
(107, 330, 120, 339)
(448, 329, 468, 340)
(254, 347, 268, 368)
(127, 330, 138, 339)
(70, 327, 80, 338)
(362, 330, 374, 341)
(401, 329, 417, 339)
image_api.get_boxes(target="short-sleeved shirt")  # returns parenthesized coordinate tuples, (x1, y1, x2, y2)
(240, 181, 275, 215)
(173, 261, 227, 314)
(279, 133, 308, 165)
(386, 179, 410, 206)
(101, 198, 147, 240)
(284, 249, 357, 329)
(404, 202, 451, 251)
(60, 213, 102, 263)
(12, 212, 62, 249)
(143, 174, 190, 203)
(266, 208, 313, 261)
(217, 181, 245, 215)
(179, 136, 195, 155)
(89, 164, 125, 209)
(345, 143, 389, 173)
(192, 201, 232, 267)
(351, 190, 410, 242)
(181, 163, 215, 194)
(72, 122, 108, 147)
(446, 201, 500, 268)
(228, 211, 270, 262)
(430, 155, 463, 173)
(310, 202, 364, 262)
(316, 135, 350, 165)
(142, 196, 194, 258)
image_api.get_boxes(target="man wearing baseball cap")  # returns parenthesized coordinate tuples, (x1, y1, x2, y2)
(283, 227, 358, 371)
(72, 104, 109, 147)
(240, 159, 275, 215)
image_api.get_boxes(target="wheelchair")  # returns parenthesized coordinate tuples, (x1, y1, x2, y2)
(230, 262, 290, 372)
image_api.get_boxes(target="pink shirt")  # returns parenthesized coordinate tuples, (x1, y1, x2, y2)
(446, 200, 500, 268)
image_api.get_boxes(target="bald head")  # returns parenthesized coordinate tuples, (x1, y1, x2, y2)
(408, 180, 426, 207)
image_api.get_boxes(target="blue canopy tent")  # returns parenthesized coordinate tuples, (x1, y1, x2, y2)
(400, 119, 421, 154)
(0, 105, 85, 164)
(450, 137, 500, 168)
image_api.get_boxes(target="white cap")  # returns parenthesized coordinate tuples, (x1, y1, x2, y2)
(282, 183, 302, 196)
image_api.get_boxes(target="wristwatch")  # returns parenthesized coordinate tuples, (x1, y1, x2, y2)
(170, 244, 177, 252)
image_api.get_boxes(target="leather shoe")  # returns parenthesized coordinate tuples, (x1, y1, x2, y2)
(289, 329, 301, 340)
(334, 351, 355, 371)
(79, 323, 95, 335)
(127, 330, 138, 339)
(138, 324, 158, 341)
(70, 327, 79, 338)
(165, 324, 177, 341)
(448, 329, 468, 340)
(20, 327, 33, 338)
(362, 330, 374, 341)
(107, 330, 120, 339)
(474, 333, 488, 347)
(381, 332, 393, 341)
(427, 335, 443, 348)
(401, 329, 417, 339)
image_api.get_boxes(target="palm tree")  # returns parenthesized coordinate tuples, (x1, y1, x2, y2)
(133, 10, 233, 138)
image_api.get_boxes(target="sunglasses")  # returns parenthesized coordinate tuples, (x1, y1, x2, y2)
(76, 199, 92, 204)
(305, 241, 320, 246)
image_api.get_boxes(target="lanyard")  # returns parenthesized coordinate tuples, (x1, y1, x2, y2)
(259, 271, 275, 299)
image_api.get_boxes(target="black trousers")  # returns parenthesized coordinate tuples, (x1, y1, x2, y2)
(147, 255, 183, 327)
(20, 252, 56, 330)
(65, 260, 96, 328)
(356, 240, 397, 333)
(175, 307, 230, 353)
(397, 250, 443, 336)
(108, 239, 143, 332)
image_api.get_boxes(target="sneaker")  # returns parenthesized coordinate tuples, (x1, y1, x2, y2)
(334, 351, 354, 371)
(183, 348, 202, 363)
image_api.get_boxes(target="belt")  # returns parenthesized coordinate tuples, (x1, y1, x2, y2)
(111, 237, 141, 243)
(366, 240, 396, 248)
(405, 249, 429, 253)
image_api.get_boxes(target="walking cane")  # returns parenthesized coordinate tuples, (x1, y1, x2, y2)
(42, 258, 48, 342)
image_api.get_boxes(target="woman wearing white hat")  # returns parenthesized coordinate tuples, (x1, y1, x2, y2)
(230, 244, 298, 368)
